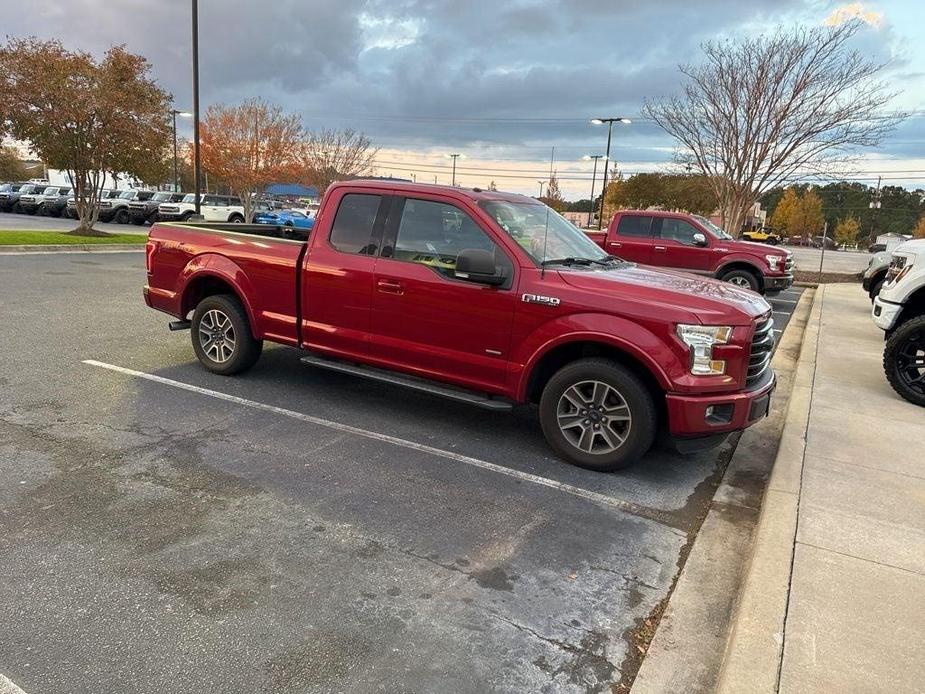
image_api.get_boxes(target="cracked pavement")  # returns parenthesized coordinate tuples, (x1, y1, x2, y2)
(0, 252, 801, 693)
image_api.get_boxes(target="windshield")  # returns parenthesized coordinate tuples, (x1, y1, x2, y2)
(480, 200, 611, 265)
(119, 191, 136, 199)
(18, 185, 35, 194)
(181, 193, 198, 204)
(694, 215, 734, 240)
(152, 192, 172, 202)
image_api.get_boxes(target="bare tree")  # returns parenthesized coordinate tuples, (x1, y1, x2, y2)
(301, 128, 378, 192)
(645, 21, 902, 236)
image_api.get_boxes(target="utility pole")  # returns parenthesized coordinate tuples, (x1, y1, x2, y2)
(537, 180, 546, 198)
(447, 153, 462, 186)
(583, 155, 603, 227)
(869, 175, 882, 246)
(191, 0, 202, 215)
(818, 220, 828, 280)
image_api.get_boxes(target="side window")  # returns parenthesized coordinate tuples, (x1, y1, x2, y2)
(659, 219, 701, 245)
(330, 193, 383, 255)
(616, 215, 653, 238)
(392, 198, 506, 280)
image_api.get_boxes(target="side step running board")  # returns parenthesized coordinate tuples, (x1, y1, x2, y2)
(300, 354, 513, 412)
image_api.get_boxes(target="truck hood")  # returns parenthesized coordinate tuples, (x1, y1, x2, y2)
(721, 238, 790, 259)
(558, 264, 771, 324)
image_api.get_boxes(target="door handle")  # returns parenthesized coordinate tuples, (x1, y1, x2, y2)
(608, 241, 622, 248)
(654, 246, 666, 252)
(377, 278, 404, 295)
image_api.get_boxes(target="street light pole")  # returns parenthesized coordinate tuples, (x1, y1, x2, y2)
(447, 154, 461, 186)
(538, 180, 546, 198)
(583, 154, 603, 227)
(191, 0, 202, 216)
(591, 117, 631, 230)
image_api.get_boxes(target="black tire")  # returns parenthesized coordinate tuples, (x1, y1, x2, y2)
(869, 277, 885, 303)
(180, 211, 194, 222)
(883, 315, 925, 407)
(721, 268, 761, 292)
(114, 208, 129, 224)
(191, 294, 263, 375)
(767, 237, 780, 246)
(228, 213, 244, 223)
(539, 358, 657, 472)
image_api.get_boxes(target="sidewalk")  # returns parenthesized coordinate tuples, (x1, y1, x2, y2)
(718, 283, 925, 693)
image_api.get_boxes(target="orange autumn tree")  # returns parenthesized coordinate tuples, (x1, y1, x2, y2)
(0, 38, 171, 235)
(199, 99, 303, 222)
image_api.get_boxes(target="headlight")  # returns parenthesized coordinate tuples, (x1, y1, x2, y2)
(765, 254, 781, 271)
(677, 324, 732, 375)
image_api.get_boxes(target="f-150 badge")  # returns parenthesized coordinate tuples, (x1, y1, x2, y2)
(522, 293, 561, 307)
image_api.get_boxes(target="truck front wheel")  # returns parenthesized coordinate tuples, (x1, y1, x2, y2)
(539, 358, 657, 472)
(883, 315, 925, 407)
(191, 294, 263, 375)
(721, 268, 760, 292)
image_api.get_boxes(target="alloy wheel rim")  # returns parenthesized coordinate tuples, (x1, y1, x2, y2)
(896, 329, 925, 395)
(556, 380, 632, 455)
(728, 276, 751, 288)
(199, 309, 236, 363)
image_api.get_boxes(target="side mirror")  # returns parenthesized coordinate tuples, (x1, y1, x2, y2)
(455, 248, 505, 286)
(692, 232, 707, 247)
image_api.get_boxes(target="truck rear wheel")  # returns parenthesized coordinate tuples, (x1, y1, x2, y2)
(721, 268, 760, 292)
(114, 208, 129, 224)
(539, 358, 657, 472)
(883, 315, 925, 407)
(191, 294, 263, 375)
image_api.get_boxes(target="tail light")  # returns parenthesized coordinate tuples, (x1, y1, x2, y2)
(145, 240, 157, 273)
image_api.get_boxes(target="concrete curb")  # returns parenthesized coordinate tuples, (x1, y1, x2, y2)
(714, 286, 823, 693)
(0, 244, 144, 254)
(630, 289, 816, 694)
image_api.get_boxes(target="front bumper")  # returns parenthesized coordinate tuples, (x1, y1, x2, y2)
(129, 209, 152, 223)
(764, 274, 793, 292)
(157, 212, 184, 221)
(872, 296, 903, 331)
(17, 202, 40, 213)
(666, 369, 776, 437)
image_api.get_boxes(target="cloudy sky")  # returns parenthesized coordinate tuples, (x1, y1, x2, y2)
(2, 0, 924, 197)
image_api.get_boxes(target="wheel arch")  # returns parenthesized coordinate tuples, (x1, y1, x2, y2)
(716, 260, 765, 290)
(178, 256, 261, 337)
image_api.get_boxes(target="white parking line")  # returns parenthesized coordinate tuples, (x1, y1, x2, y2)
(0, 674, 29, 693)
(770, 298, 798, 305)
(83, 359, 672, 522)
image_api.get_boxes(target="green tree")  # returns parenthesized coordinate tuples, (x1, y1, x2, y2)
(0, 38, 171, 235)
(833, 215, 860, 247)
(542, 171, 565, 211)
(0, 145, 30, 180)
(794, 188, 825, 239)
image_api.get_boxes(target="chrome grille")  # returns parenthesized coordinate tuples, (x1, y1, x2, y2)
(747, 316, 774, 387)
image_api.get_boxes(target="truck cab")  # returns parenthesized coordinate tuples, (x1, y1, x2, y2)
(587, 210, 793, 295)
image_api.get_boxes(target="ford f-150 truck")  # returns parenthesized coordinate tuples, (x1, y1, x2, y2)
(586, 210, 794, 295)
(144, 181, 777, 471)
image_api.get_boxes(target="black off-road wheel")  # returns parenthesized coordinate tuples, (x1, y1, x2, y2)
(191, 294, 263, 375)
(539, 358, 657, 472)
(114, 208, 130, 224)
(883, 315, 925, 407)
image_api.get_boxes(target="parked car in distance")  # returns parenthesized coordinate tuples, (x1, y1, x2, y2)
(741, 228, 782, 245)
(156, 194, 246, 223)
(862, 251, 893, 302)
(100, 190, 156, 223)
(65, 189, 122, 219)
(129, 191, 185, 225)
(0, 183, 26, 212)
(585, 210, 793, 295)
(254, 208, 315, 229)
(144, 181, 777, 472)
(869, 243, 887, 253)
(872, 239, 925, 407)
(813, 235, 837, 250)
(37, 186, 73, 217)
(14, 184, 51, 214)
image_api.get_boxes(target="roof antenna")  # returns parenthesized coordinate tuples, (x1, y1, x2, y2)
(540, 203, 550, 279)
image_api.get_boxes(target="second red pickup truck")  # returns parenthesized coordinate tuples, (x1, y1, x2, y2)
(586, 210, 794, 295)
(144, 181, 777, 472)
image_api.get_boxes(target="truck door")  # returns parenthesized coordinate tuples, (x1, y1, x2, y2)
(652, 216, 715, 273)
(301, 191, 389, 360)
(370, 195, 516, 393)
(607, 214, 654, 264)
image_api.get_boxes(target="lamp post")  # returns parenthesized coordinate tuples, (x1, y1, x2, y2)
(590, 117, 631, 230)
(191, 0, 202, 215)
(583, 154, 603, 227)
(171, 109, 192, 192)
(446, 153, 464, 186)
(538, 180, 546, 198)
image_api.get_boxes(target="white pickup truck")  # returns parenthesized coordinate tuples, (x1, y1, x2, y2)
(873, 239, 925, 407)
(156, 193, 246, 223)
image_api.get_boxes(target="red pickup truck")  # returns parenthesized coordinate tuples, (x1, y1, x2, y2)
(586, 210, 794, 295)
(144, 181, 776, 472)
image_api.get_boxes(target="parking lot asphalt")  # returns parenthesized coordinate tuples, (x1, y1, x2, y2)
(0, 210, 146, 234)
(0, 251, 803, 694)
(787, 245, 873, 274)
